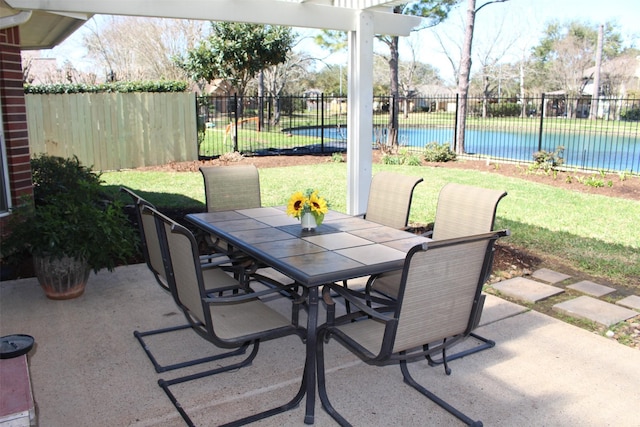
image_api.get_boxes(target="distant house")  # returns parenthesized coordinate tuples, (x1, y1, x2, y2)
(413, 84, 456, 112)
(583, 54, 640, 98)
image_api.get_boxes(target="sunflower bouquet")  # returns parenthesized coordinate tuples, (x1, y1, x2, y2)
(286, 188, 329, 225)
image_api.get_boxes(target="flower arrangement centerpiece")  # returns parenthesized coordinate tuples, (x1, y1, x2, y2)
(287, 189, 329, 230)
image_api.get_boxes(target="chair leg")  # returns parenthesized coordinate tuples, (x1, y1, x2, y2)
(133, 326, 248, 373)
(220, 360, 308, 427)
(159, 342, 308, 427)
(341, 280, 351, 314)
(158, 343, 260, 427)
(400, 360, 483, 427)
(426, 333, 495, 366)
(316, 329, 353, 427)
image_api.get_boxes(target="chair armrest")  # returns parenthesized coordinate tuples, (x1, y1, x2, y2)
(322, 283, 394, 324)
(203, 281, 303, 305)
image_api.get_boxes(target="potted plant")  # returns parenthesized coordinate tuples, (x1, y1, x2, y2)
(1, 155, 138, 299)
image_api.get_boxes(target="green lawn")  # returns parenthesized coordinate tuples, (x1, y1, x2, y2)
(102, 162, 640, 289)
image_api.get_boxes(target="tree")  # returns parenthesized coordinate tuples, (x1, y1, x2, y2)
(455, 0, 509, 155)
(380, 1, 459, 148)
(315, 1, 459, 148)
(254, 51, 315, 124)
(83, 16, 205, 81)
(177, 22, 295, 99)
(530, 20, 623, 97)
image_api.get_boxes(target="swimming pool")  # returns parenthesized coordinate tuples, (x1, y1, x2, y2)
(291, 126, 639, 173)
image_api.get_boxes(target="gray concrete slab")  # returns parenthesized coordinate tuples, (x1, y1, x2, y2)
(532, 268, 571, 284)
(553, 295, 639, 327)
(567, 280, 616, 297)
(492, 276, 564, 303)
(617, 295, 640, 310)
(478, 294, 528, 326)
(2, 264, 640, 427)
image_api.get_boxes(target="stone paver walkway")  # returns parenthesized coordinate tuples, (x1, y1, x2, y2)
(490, 269, 639, 328)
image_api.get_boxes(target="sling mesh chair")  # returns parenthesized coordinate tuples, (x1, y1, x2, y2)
(199, 165, 294, 288)
(149, 205, 308, 427)
(342, 171, 423, 312)
(362, 171, 424, 230)
(121, 187, 247, 374)
(318, 230, 509, 427)
(199, 165, 262, 257)
(366, 183, 507, 362)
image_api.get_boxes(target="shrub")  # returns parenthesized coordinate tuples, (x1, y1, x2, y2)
(489, 102, 521, 117)
(24, 80, 188, 94)
(620, 107, 640, 121)
(423, 142, 456, 162)
(531, 146, 565, 172)
(381, 149, 422, 166)
(2, 155, 138, 272)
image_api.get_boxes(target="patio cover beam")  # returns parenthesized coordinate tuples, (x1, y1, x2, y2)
(7, 0, 423, 215)
(6, 0, 420, 35)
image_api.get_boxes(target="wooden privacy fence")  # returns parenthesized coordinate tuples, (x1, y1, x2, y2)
(26, 92, 198, 171)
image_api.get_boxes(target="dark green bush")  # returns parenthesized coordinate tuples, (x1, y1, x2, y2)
(620, 107, 640, 121)
(489, 102, 521, 117)
(2, 155, 138, 272)
(24, 80, 188, 94)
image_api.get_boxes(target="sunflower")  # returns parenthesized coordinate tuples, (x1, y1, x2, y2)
(287, 191, 307, 218)
(286, 189, 330, 225)
(308, 191, 328, 216)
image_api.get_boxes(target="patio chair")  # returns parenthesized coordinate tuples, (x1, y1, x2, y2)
(318, 230, 509, 427)
(198, 165, 293, 289)
(366, 183, 508, 362)
(200, 164, 261, 212)
(362, 171, 424, 230)
(198, 164, 263, 258)
(149, 205, 308, 427)
(342, 172, 423, 312)
(121, 187, 247, 373)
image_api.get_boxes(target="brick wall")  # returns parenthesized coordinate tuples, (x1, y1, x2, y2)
(1, 26, 33, 225)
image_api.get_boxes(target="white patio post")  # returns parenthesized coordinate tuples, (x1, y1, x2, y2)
(346, 10, 374, 216)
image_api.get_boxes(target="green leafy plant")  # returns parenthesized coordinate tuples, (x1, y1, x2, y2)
(331, 152, 345, 163)
(2, 155, 138, 272)
(423, 142, 456, 162)
(531, 146, 565, 172)
(581, 176, 605, 187)
(381, 148, 424, 166)
(381, 154, 403, 165)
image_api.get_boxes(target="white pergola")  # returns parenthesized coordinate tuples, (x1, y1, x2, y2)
(4, 0, 423, 215)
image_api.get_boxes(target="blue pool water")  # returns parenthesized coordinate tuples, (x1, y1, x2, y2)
(292, 127, 639, 173)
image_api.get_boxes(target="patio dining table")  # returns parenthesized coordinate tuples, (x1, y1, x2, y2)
(185, 206, 431, 424)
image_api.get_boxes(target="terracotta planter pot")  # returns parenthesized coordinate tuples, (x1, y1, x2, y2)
(33, 255, 91, 300)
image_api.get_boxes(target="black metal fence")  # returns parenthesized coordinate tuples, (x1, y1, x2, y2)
(196, 94, 640, 173)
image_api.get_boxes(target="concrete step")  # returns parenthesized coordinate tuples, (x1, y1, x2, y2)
(567, 280, 616, 297)
(553, 296, 638, 327)
(492, 276, 564, 303)
(617, 295, 640, 310)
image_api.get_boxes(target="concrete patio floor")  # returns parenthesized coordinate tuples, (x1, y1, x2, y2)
(1, 263, 639, 427)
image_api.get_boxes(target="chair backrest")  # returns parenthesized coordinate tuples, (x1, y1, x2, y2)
(146, 205, 209, 326)
(431, 183, 507, 240)
(391, 231, 507, 355)
(199, 165, 261, 212)
(120, 187, 169, 291)
(364, 171, 424, 229)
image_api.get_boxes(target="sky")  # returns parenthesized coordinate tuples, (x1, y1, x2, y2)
(294, 0, 640, 84)
(47, 0, 639, 84)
